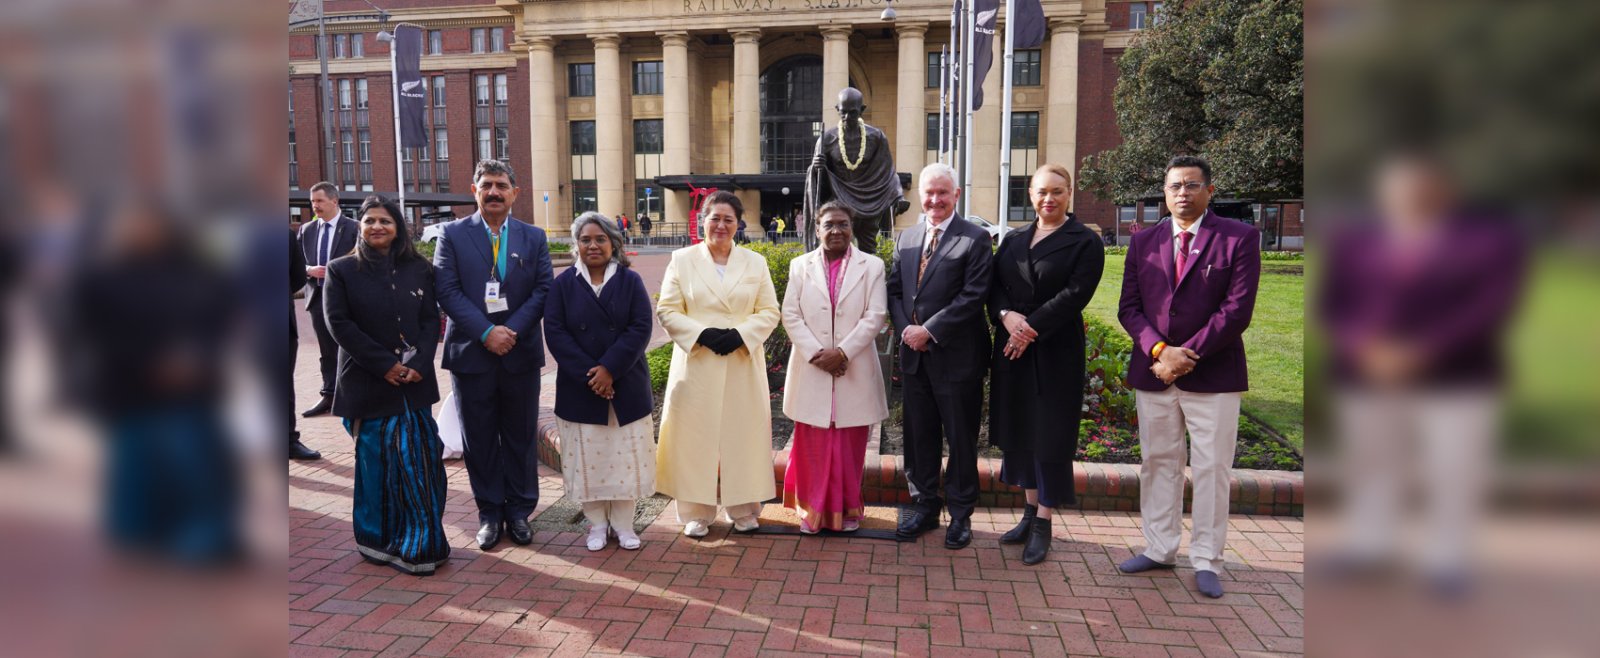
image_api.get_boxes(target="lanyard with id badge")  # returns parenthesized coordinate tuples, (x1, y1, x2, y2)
(485, 225, 510, 314)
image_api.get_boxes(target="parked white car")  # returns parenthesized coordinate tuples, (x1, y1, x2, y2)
(419, 224, 445, 244)
(965, 215, 1014, 244)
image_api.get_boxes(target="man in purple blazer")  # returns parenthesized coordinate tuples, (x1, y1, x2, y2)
(1115, 156, 1261, 599)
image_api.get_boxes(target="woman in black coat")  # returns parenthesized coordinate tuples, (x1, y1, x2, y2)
(324, 195, 449, 575)
(989, 164, 1106, 565)
(544, 212, 656, 551)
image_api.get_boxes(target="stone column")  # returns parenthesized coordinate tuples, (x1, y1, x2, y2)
(527, 36, 560, 228)
(820, 25, 852, 122)
(593, 33, 624, 218)
(894, 22, 928, 227)
(1046, 20, 1080, 207)
(731, 29, 762, 221)
(660, 31, 691, 226)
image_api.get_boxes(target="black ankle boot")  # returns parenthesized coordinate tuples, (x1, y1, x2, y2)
(1000, 504, 1037, 545)
(1021, 517, 1052, 565)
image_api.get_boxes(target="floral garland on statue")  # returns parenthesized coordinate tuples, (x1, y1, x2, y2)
(838, 117, 868, 171)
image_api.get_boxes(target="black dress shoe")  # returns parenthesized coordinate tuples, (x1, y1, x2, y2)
(476, 522, 502, 550)
(999, 504, 1037, 545)
(943, 516, 972, 550)
(1021, 517, 1052, 565)
(895, 507, 941, 540)
(301, 397, 333, 417)
(506, 518, 533, 545)
(289, 438, 322, 461)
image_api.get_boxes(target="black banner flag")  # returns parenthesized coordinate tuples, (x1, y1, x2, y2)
(394, 25, 427, 149)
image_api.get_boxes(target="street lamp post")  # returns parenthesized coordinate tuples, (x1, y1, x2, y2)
(317, 0, 336, 187)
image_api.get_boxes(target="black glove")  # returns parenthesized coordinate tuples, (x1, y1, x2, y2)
(696, 328, 723, 350)
(711, 328, 745, 355)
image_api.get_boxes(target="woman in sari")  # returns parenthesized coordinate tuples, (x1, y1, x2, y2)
(324, 195, 449, 575)
(779, 202, 889, 533)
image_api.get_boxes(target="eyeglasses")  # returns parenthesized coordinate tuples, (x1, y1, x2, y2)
(819, 221, 852, 232)
(1164, 182, 1207, 193)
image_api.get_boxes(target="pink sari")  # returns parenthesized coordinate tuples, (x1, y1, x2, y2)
(782, 255, 869, 531)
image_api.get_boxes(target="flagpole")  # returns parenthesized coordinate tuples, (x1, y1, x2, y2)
(996, 0, 1017, 246)
(962, 0, 976, 218)
(389, 26, 406, 220)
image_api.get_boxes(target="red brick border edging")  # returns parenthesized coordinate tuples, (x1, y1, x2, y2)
(535, 413, 1303, 517)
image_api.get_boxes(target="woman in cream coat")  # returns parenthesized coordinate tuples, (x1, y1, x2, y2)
(656, 191, 783, 538)
(780, 202, 889, 533)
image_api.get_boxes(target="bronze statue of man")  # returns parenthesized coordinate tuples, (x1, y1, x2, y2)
(805, 87, 908, 253)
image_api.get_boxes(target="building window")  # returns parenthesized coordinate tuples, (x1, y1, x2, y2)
(926, 113, 940, 148)
(356, 78, 369, 110)
(478, 127, 493, 161)
(571, 180, 598, 215)
(570, 121, 596, 155)
(475, 74, 490, 107)
(1009, 111, 1039, 149)
(338, 79, 352, 110)
(352, 33, 364, 58)
(1131, 3, 1163, 30)
(491, 28, 505, 53)
(927, 51, 943, 88)
(341, 129, 354, 163)
(632, 61, 663, 96)
(435, 129, 448, 161)
(494, 73, 508, 106)
(358, 129, 371, 163)
(471, 28, 486, 54)
(334, 34, 348, 59)
(431, 75, 446, 107)
(428, 30, 442, 55)
(1012, 49, 1041, 86)
(633, 119, 663, 154)
(495, 127, 508, 160)
(1008, 176, 1033, 222)
(569, 63, 595, 98)
(289, 89, 298, 188)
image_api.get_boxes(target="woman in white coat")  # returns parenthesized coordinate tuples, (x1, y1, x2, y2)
(655, 191, 783, 538)
(779, 202, 889, 533)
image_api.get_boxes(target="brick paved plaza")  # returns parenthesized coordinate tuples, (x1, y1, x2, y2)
(290, 253, 1304, 657)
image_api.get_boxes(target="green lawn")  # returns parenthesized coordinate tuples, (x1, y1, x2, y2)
(1505, 251, 1600, 462)
(1084, 255, 1305, 450)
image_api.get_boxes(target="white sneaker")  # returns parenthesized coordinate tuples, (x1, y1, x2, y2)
(732, 514, 760, 533)
(615, 526, 642, 550)
(586, 524, 609, 551)
(683, 520, 710, 538)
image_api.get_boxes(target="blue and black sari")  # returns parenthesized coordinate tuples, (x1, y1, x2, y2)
(345, 403, 450, 575)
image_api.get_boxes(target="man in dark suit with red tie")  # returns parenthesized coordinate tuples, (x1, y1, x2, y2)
(1115, 156, 1261, 599)
(298, 182, 359, 418)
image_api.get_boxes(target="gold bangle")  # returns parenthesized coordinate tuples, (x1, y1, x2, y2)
(1152, 341, 1167, 359)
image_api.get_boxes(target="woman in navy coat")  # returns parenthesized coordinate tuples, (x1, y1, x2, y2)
(543, 212, 656, 551)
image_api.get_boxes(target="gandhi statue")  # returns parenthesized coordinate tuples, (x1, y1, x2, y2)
(805, 87, 909, 253)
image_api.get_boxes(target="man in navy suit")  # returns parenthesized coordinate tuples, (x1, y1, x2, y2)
(1115, 156, 1261, 599)
(434, 159, 554, 550)
(886, 162, 993, 550)
(298, 181, 359, 417)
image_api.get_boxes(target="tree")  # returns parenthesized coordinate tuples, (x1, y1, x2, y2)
(1079, 0, 1303, 204)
